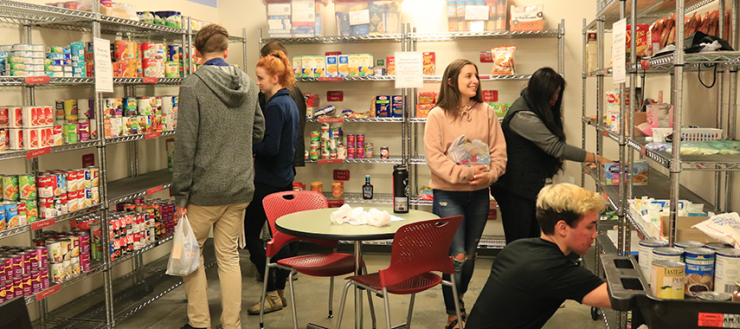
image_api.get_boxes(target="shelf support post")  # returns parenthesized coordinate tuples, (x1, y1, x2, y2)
(669, 0, 687, 248)
(581, 18, 587, 189)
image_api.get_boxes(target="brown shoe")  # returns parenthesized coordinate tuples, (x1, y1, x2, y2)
(276, 289, 288, 307)
(247, 291, 283, 315)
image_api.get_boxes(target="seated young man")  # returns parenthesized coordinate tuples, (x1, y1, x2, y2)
(465, 183, 612, 329)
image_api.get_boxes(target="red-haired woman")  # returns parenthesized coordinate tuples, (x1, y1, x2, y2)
(245, 50, 300, 315)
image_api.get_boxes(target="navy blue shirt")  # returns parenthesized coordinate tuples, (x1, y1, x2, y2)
(202, 58, 229, 66)
(253, 88, 299, 188)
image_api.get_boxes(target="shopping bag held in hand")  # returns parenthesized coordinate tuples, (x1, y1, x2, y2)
(166, 214, 200, 276)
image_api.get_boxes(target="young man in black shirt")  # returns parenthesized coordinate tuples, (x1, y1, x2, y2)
(465, 183, 612, 329)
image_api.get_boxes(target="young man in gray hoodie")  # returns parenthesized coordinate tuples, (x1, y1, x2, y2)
(172, 24, 265, 329)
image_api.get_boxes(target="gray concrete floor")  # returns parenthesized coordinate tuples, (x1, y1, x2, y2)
(116, 251, 607, 329)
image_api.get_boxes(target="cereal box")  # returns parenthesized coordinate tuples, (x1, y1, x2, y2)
(423, 52, 436, 76)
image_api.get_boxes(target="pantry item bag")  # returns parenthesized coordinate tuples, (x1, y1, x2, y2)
(166, 214, 200, 276)
(447, 135, 491, 168)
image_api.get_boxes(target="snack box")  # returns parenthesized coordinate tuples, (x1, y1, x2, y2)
(386, 56, 395, 76)
(348, 54, 359, 77)
(293, 56, 303, 78)
(313, 56, 326, 78)
(601, 161, 649, 186)
(391, 95, 403, 118)
(359, 54, 373, 76)
(302, 56, 314, 78)
(423, 52, 435, 76)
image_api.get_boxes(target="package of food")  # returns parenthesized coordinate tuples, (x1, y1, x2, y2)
(447, 135, 491, 168)
(605, 88, 621, 132)
(423, 52, 436, 76)
(416, 104, 434, 118)
(627, 24, 650, 57)
(418, 92, 438, 105)
(491, 45, 516, 75)
(386, 56, 395, 76)
(510, 5, 543, 32)
(692, 212, 740, 249)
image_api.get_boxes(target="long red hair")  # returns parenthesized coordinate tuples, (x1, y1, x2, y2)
(256, 51, 296, 89)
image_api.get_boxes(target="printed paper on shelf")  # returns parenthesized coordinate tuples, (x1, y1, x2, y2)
(26, 147, 50, 159)
(31, 218, 56, 230)
(612, 19, 627, 84)
(25, 76, 50, 84)
(349, 9, 370, 26)
(93, 38, 113, 92)
(469, 21, 485, 32)
(465, 5, 490, 21)
(394, 52, 424, 89)
(36, 284, 61, 301)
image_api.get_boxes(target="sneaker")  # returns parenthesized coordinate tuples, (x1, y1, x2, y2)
(180, 324, 208, 329)
(277, 289, 288, 307)
(247, 291, 283, 315)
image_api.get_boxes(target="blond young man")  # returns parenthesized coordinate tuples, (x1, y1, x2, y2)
(172, 24, 265, 329)
(465, 183, 612, 329)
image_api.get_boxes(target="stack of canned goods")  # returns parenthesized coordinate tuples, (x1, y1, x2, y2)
(309, 123, 345, 161)
(109, 198, 177, 261)
(1, 174, 38, 229)
(0, 44, 46, 77)
(37, 167, 100, 220)
(44, 42, 87, 78)
(639, 239, 740, 300)
(112, 40, 183, 78)
(71, 218, 104, 261)
(0, 245, 50, 304)
(33, 230, 91, 284)
(102, 95, 178, 139)
(50, 98, 97, 145)
(1, 105, 55, 150)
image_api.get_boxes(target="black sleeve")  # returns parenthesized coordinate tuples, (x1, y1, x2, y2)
(290, 84, 307, 167)
(543, 262, 605, 303)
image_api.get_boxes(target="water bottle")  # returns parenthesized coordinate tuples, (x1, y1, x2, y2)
(393, 165, 409, 213)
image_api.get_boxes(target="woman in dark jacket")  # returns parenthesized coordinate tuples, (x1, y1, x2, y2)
(491, 67, 609, 244)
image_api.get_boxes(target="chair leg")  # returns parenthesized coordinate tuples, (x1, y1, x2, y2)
(406, 294, 416, 329)
(288, 269, 299, 329)
(328, 276, 334, 318)
(335, 280, 355, 329)
(382, 287, 392, 329)
(259, 257, 271, 329)
(362, 263, 377, 329)
(449, 274, 464, 329)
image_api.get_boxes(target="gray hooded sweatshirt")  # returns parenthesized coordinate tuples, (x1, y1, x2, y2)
(172, 64, 265, 208)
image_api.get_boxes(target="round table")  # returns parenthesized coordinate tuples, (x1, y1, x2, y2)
(275, 207, 439, 329)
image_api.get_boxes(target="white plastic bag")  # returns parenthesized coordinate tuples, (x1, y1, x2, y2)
(692, 212, 740, 249)
(166, 214, 200, 276)
(447, 135, 491, 168)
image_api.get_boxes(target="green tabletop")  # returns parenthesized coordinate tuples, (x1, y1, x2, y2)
(275, 207, 440, 241)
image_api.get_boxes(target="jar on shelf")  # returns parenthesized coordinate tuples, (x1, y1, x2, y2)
(331, 182, 344, 199)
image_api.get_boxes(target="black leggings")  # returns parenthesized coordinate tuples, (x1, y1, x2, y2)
(244, 182, 293, 292)
(490, 186, 540, 244)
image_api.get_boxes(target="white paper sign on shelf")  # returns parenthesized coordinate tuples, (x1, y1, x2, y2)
(612, 18, 626, 84)
(93, 37, 113, 93)
(394, 52, 424, 89)
(465, 5, 490, 21)
(349, 9, 370, 26)
(470, 21, 485, 32)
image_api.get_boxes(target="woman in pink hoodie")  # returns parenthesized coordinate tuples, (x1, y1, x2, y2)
(424, 59, 507, 329)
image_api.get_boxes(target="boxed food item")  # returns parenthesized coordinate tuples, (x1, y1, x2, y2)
(391, 95, 403, 118)
(374, 95, 391, 117)
(293, 56, 303, 77)
(416, 104, 434, 118)
(302, 56, 314, 78)
(326, 54, 338, 77)
(510, 4, 543, 32)
(338, 54, 350, 77)
(335, 0, 402, 36)
(601, 161, 649, 186)
(627, 24, 650, 57)
(418, 92, 438, 105)
(348, 54, 360, 77)
(313, 56, 326, 77)
(386, 56, 395, 76)
(359, 54, 373, 76)
(264, 0, 326, 38)
(423, 52, 435, 76)
(446, 0, 508, 32)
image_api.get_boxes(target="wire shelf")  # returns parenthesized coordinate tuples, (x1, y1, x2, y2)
(105, 131, 176, 144)
(323, 192, 393, 205)
(306, 156, 403, 164)
(106, 169, 173, 204)
(0, 0, 95, 23)
(25, 260, 106, 305)
(0, 206, 100, 240)
(113, 78, 183, 85)
(423, 74, 532, 82)
(109, 235, 174, 269)
(0, 141, 99, 160)
(262, 34, 404, 44)
(411, 30, 561, 41)
(306, 117, 403, 123)
(297, 76, 395, 82)
(590, 0, 716, 30)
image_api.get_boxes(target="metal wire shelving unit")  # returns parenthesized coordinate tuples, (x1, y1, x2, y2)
(0, 1, 247, 328)
(581, 0, 740, 327)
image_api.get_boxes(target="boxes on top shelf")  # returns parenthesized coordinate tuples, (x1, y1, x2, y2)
(264, 0, 327, 38)
(446, 0, 508, 32)
(334, 0, 402, 37)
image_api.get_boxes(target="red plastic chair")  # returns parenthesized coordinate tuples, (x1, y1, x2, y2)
(334, 216, 465, 329)
(260, 191, 376, 329)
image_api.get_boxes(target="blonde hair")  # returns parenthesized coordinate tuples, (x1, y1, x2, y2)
(256, 50, 295, 89)
(536, 183, 605, 235)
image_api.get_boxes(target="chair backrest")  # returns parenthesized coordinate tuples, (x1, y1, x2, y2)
(378, 216, 463, 288)
(262, 191, 337, 257)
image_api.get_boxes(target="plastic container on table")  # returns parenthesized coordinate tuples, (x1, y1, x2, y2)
(334, 0, 402, 37)
(264, 0, 328, 38)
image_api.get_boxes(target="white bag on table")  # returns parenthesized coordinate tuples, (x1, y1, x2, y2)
(166, 214, 201, 276)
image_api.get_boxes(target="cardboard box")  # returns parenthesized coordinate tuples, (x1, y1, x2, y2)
(325, 55, 338, 77)
(338, 55, 349, 77)
(660, 215, 719, 243)
(601, 161, 649, 186)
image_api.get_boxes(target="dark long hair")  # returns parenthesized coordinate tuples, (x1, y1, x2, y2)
(436, 59, 483, 120)
(526, 67, 566, 141)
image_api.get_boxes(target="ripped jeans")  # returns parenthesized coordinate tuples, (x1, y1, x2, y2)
(432, 188, 490, 316)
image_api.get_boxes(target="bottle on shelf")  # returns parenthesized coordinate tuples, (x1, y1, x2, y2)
(362, 175, 373, 200)
(393, 164, 409, 213)
(734, 282, 740, 302)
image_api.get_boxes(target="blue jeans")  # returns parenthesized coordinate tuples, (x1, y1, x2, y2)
(432, 188, 490, 316)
